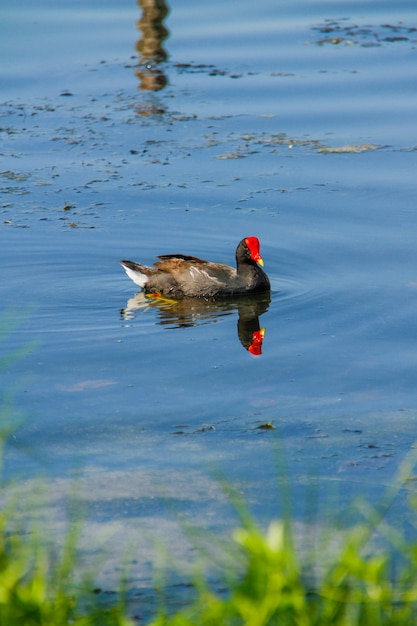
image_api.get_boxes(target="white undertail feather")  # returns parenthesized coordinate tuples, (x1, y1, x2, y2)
(121, 264, 148, 288)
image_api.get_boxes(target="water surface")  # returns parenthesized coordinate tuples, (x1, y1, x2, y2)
(2, 0, 417, 611)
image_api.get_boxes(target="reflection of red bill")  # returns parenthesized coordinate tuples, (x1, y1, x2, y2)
(248, 327, 266, 356)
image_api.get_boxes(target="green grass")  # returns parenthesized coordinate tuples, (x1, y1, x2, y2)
(155, 448, 417, 625)
(0, 512, 130, 625)
(147, 471, 417, 626)
(148, 518, 417, 626)
(3, 488, 417, 626)
(2, 452, 417, 625)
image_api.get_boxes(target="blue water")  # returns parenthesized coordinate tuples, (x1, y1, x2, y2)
(2, 0, 417, 602)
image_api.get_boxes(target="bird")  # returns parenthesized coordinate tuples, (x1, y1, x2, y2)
(120, 237, 270, 299)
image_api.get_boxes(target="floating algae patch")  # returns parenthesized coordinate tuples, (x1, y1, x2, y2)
(318, 144, 381, 154)
(311, 19, 417, 47)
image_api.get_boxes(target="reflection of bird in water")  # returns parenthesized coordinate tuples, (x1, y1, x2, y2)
(121, 292, 271, 355)
(236, 297, 270, 355)
(120, 237, 270, 298)
(135, 0, 170, 92)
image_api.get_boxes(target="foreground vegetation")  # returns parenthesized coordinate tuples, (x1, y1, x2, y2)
(2, 465, 417, 626)
(149, 455, 417, 626)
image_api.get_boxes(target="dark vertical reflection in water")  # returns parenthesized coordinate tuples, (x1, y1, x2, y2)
(121, 293, 271, 355)
(135, 0, 170, 91)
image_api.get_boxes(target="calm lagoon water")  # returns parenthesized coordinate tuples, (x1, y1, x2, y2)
(2, 0, 417, 607)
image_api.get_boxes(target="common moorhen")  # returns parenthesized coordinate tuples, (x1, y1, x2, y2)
(120, 237, 270, 298)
